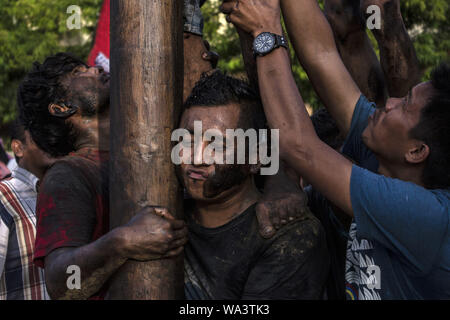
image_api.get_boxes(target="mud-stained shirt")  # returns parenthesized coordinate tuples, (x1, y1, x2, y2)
(184, 202, 330, 300)
(33, 148, 109, 299)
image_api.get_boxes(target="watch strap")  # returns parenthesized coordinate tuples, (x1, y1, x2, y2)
(253, 32, 288, 58)
(275, 34, 288, 50)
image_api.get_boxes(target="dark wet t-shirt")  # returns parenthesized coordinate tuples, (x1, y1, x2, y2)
(33, 148, 109, 299)
(184, 202, 330, 300)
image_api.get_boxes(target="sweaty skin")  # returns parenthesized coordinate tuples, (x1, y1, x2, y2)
(177, 104, 262, 228)
(324, 0, 388, 107)
(44, 207, 188, 300)
(41, 65, 188, 300)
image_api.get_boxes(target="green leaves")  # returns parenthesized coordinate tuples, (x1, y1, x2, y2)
(401, 0, 449, 79)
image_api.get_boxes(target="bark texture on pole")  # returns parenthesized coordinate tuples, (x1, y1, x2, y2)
(108, 0, 184, 299)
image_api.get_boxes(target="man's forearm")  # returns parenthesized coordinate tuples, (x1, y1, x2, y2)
(45, 228, 127, 300)
(280, 0, 360, 136)
(256, 47, 317, 157)
(237, 27, 259, 90)
(257, 45, 354, 215)
(324, 0, 388, 107)
(336, 31, 388, 107)
(372, 9, 421, 97)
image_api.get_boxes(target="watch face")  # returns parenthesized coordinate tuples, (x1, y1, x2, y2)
(254, 32, 276, 54)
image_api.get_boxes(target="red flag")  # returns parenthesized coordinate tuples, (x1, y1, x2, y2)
(88, 0, 110, 72)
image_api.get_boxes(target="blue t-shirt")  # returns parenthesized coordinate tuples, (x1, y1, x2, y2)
(342, 95, 450, 300)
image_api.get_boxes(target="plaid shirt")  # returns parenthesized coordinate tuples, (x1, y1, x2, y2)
(0, 162, 10, 180)
(0, 167, 49, 300)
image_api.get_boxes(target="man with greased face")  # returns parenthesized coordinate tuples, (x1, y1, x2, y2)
(178, 71, 330, 299)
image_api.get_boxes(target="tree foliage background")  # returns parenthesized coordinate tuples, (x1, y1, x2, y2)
(0, 0, 449, 135)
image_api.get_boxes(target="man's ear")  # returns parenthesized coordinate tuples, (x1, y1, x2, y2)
(405, 142, 430, 164)
(11, 139, 24, 159)
(48, 103, 78, 118)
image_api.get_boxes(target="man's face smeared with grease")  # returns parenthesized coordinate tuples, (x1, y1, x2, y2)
(362, 82, 434, 164)
(61, 64, 110, 116)
(177, 104, 253, 202)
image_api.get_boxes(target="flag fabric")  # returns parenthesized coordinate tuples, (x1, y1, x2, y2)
(88, 0, 110, 72)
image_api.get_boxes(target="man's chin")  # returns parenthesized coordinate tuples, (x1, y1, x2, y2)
(187, 187, 226, 203)
(189, 192, 218, 202)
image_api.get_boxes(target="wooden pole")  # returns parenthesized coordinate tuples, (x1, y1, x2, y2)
(108, 0, 184, 299)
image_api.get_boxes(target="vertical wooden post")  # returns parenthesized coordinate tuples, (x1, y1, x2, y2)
(108, 0, 184, 299)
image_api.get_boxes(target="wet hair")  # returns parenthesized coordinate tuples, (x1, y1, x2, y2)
(10, 118, 26, 143)
(17, 52, 87, 157)
(311, 108, 344, 150)
(184, 70, 266, 131)
(409, 62, 450, 189)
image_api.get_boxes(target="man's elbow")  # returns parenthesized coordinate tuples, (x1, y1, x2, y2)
(44, 268, 67, 300)
(279, 134, 316, 169)
(44, 254, 81, 300)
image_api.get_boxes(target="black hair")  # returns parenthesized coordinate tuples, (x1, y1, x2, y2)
(10, 118, 26, 143)
(17, 52, 87, 157)
(184, 70, 266, 131)
(311, 108, 344, 150)
(410, 62, 450, 189)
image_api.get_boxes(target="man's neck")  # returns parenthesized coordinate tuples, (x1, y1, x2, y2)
(74, 111, 110, 152)
(193, 177, 261, 228)
(378, 159, 425, 188)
